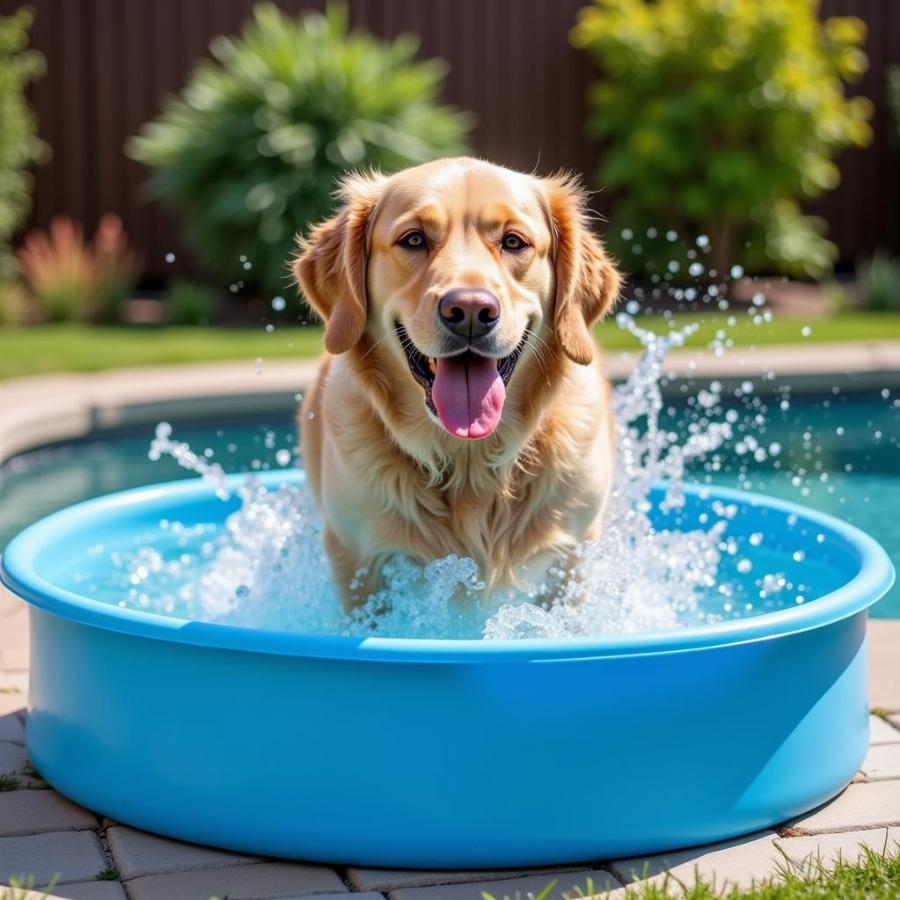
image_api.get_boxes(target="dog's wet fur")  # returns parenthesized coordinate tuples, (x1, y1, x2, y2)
(294, 157, 621, 609)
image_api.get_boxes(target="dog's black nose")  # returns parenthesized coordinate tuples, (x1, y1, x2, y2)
(438, 289, 500, 339)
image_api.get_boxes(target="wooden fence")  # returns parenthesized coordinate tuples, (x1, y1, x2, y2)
(2, 0, 899, 280)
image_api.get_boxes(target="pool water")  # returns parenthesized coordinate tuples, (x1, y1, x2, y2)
(1, 390, 897, 618)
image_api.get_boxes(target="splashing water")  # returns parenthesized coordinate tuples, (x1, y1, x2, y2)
(108, 317, 767, 640)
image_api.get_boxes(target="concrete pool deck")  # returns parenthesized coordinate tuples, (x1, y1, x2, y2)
(0, 340, 898, 898)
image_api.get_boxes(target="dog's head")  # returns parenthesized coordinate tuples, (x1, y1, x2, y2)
(295, 158, 619, 442)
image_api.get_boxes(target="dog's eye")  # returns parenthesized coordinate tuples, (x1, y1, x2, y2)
(501, 233, 527, 252)
(398, 231, 427, 250)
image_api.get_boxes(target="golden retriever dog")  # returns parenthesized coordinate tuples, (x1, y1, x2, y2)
(294, 157, 620, 610)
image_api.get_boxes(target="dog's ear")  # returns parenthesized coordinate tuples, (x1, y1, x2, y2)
(544, 175, 621, 365)
(294, 172, 384, 355)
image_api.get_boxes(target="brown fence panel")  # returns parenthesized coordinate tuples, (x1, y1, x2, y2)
(1, 0, 898, 280)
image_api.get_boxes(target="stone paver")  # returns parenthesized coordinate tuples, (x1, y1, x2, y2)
(7, 883, 128, 900)
(869, 620, 900, 713)
(388, 869, 620, 900)
(611, 830, 781, 891)
(107, 824, 261, 879)
(348, 864, 587, 892)
(0, 713, 24, 744)
(126, 861, 347, 900)
(870, 715, 900, 745)
(790, 780, 900, 832)
(861, 744, 900, 781)
(0, 672, 28, 693)
(0, 830, 107, 885)
(0, 740, 42, 787)
(775, 826, 900, 868)
(0, 601, 28, 673)
(292, 895, 383, 900)
(0, 689, 26, 717)
(0, 789, 97, 836)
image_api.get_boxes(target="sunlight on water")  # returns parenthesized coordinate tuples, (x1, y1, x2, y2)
(94, 313, 812, 641)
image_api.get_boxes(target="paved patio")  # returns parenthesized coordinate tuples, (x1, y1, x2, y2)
(1, 343, 899, 898)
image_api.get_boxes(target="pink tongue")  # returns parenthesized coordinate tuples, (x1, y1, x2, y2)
(432, 355, 506, 439)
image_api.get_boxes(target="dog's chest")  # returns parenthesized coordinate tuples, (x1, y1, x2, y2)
(370, 467, 575, 586)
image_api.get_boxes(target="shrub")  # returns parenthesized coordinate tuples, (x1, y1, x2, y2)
(572, 0, 873, 281)
(91, 214, 140, 321)
(129, 3, 472, 302)
(18, 215, 138, 322)
(166, 278, 218, 325)
(0, 7, 47, 281)
(857, 251, 900, 311)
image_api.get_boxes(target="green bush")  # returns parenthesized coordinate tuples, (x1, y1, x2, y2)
(572, 0, 872, 281)
(0, 7, 47, 281)
(857, 251, 900, 312)
(129, 3, 471, 302)
(166, 278, 218, 325)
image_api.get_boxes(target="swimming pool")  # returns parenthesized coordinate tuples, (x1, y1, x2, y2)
(1, 388, 897, 617)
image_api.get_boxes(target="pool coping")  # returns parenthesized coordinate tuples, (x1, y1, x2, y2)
(1, 338, 899, 467)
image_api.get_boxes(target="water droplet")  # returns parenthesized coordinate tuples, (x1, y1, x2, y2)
(272, 296, 287, 312)
(164, 252, 176, 264)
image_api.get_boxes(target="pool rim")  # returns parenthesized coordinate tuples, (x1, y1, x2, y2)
(0, 471, 894, 664)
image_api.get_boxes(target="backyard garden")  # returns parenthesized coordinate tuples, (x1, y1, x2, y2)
(0, 1, 899, 899)
(0, 1, 899, 364)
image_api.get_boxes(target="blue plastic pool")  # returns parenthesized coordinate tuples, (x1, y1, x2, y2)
(0, 471, 893, 866)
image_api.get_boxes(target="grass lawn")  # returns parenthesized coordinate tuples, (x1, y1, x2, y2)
(481, 845, 900, 899)
(0, 311, 898, 380)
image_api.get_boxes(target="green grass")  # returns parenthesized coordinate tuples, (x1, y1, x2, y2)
(0, 875, 59, 900)
(95, 868, 119, 881)
(482, 843, 900, 899)
(0, 311, 898, 380)
(0, 772, 20, 791)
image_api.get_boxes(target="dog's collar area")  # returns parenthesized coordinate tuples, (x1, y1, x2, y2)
(394, 322, 528, 406)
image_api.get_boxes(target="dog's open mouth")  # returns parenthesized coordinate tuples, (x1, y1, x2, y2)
(395, 322, 527, 440)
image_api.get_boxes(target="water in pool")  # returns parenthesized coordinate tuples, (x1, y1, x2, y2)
(1, 321, 896, 631)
